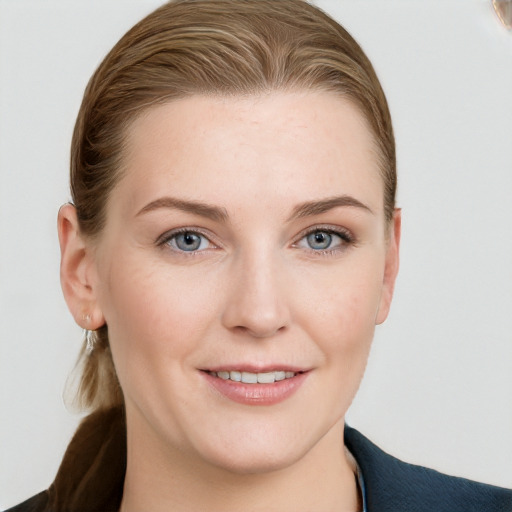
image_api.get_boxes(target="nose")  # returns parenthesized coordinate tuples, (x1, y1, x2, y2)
(221, 251, 290, 338)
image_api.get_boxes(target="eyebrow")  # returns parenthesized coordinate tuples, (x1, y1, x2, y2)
(136, 194, 372, 223)
(136, 197, 229, 222)
(288, 195, 373, 221)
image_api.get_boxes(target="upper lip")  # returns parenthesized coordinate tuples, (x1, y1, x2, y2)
(201, 365, 309, 373)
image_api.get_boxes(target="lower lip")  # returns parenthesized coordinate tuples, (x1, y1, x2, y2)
(202, 371, 308, 406)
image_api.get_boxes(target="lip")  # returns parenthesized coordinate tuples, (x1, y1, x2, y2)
(201, 368, 309, 406)
(204, 364, 305, 373)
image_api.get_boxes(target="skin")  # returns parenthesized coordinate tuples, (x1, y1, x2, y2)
(59, 91, 400, 512)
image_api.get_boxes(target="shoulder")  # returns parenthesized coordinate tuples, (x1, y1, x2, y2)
(345, 425, 512, 512)
(3, 492, 49, 512)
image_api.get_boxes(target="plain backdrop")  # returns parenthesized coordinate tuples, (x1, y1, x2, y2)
(1, 0, 511, 508)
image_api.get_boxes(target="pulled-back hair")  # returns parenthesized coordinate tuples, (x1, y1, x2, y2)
(51, 1, 396, 509)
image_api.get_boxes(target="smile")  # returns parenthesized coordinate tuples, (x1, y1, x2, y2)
(208, 370, 297, 384)
(202, 368, 309, 405)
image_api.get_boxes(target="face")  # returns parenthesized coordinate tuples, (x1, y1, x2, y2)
(86, 91, 399, 474)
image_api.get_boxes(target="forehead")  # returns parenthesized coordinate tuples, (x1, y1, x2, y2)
(116, 91, 384, 217)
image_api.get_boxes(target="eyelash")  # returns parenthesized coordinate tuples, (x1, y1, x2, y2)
(156, 227, 217, 255)
(156, 225, 355, 256)
(292, 225, 355, 256)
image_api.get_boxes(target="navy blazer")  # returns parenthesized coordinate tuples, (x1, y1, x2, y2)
(5, 426, 512, 512)
(344, 426, 512, 512)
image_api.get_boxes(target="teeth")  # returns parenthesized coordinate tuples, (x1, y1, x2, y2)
(257, 372, 275, 384)
(211, 370, 297, 383)
(241, 371, 258, 384)
(230, 370, 242, 382)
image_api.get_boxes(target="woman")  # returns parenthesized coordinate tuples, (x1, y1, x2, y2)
(5, 1, 512, 511)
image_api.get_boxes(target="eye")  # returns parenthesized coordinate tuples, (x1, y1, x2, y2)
(162, 230, 212, 252)
(306, 231, 335, 250)
(295, 227, 353, 253)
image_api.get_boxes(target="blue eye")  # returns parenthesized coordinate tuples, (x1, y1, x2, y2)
(296, 228, 352, 252)
(166, 231, 211, 252)
(306, 231, 333, 250)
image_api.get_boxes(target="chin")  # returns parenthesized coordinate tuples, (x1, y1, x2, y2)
(188, 421, 319, 476)
(203, 443, 305, 476)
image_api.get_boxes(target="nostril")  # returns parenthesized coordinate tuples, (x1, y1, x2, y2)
(233, 323, 286, 339)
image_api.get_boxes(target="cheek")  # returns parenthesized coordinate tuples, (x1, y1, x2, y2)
(292, 254, 384, 402)
(96, 251, 220, 379)
(295, 258, 383, 345)
(318, 289, 377, 373)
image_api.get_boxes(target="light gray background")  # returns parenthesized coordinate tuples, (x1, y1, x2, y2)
(1, 0, 511, 508)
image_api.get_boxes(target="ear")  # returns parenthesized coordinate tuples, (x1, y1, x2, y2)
(58, 204, 105, 330)
(375, 208, 401, 325)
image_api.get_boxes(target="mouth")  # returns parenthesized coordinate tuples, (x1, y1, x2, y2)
(206, 370, 300, 384)
(201, 367, 309, 405)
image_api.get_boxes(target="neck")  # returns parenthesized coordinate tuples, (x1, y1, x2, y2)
(120, 410, 360, 512)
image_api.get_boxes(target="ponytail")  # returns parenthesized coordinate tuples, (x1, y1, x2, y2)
(47, 325, 126, 512)
(47, 407, 126, 512)
(70, 325, 123, 412)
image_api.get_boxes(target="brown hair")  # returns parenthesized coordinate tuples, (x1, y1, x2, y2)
(51, 1, 396, 509)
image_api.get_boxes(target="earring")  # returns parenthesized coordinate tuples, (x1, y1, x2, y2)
(83, 313, 95, 355)
(85, 329, 96, 355)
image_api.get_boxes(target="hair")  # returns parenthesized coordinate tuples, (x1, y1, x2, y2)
(50, 1, 396, 509)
